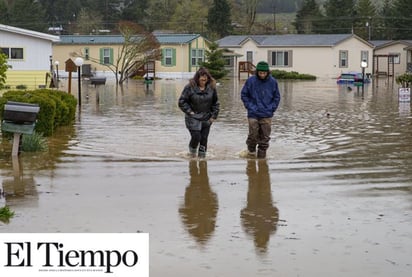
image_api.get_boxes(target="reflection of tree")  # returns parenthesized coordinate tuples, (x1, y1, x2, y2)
(179, 160, 218, 246)
(241, 160, 279, 255)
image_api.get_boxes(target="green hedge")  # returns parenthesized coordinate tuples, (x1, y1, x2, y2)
(396, 73, 412, 88)
(271, 69, 317, 80)
(0, 89, 77, 136)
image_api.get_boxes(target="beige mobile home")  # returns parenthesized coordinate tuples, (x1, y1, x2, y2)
(217, 34, 374, 79)
(371, 40, 412, 77)
(53, 33, 210, 79)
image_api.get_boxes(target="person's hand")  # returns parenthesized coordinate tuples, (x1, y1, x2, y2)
(209, 118, 215, 123)
(189, 111, 195, 116)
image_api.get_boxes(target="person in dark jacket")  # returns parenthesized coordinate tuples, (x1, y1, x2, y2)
(241, 61, 281, 159)
(178, 67, 220, 158)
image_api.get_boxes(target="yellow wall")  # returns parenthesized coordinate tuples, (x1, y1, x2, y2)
(53, 44, 122, 73)
(53, 36, 210, 78)
(4, 70, 51, 90)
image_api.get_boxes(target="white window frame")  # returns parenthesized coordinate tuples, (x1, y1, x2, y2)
(103, 48, 111, 64)
(270, 50, 291, 67)
(164, 48, 173, 66)
(389, 52, 400, 64)
(191, 49, 204, 66)
(339, 50, 348, 68)
(1, 47, 24, 60)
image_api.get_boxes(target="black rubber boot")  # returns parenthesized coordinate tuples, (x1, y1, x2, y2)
(198, 145, 206, 158)
(257, 149, 266, 159)
(189, 146, 197, 158)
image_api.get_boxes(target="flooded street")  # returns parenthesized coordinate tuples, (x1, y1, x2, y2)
(1, 77, 412, 276)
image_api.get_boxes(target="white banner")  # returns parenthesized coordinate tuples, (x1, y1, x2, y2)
(0, 233, 149, 277)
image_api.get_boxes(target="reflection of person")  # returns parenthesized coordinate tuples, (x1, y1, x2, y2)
(241, 61, 281, 159)
(241, 160, 279, 254)
(179, 160, 218, 245)
(178, 67, 220, 158)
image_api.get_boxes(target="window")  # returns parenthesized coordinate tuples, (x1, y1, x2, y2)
(84, 48, 90, 60)
(224, 56, 233, 67)
(99, 48, 113, 64)
(1, 48, 9, 58)
(361, 50, 369, 66)
(1, 47, 23, 59)
(246, 51, 253, 63)
(339, 50, 348, 68)
(270, 50, 292, 67)
(103, 48, 111, 64)
(161, 48, 176, 66)
(10, 48, 23, 59)
(164, 48, 174, 66)
(191, 49, 204, 66)
(389, 52, 400, 64)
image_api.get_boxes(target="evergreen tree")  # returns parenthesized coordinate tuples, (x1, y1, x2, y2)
(207, 0, 233, 39)
(8, 0, 47, 31)
(83, 0, 122, 30)
(322, 0, 355, 34)
(199, 42, 228, 80)
(378, 0, 395, 39)
(75, 7, 103, 34)
(392, 0, 412, 39)
(145, 0, 178, 31)
(169, 0, 207, 34)
(353, 0, 376, 40)
(293, 0, 323, 34)
(0, 1, 9, 24)
(121, 0, 149, 25)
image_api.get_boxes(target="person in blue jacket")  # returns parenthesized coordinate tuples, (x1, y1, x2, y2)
(178, 67, 220, 158)
(241, 61, 281, 159)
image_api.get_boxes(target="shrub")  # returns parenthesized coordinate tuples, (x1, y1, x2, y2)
(271, 69, 316, 80)
(0, 89, 77, 136)
(21, 131, 48, 152)
(396, 73, 412, 88)
(0, 206, 14, 223)
(16, 84, 27, 90)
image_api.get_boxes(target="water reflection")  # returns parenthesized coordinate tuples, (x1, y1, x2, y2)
(1, 156, 38, 209)
(241, 160, 278, 255)
(179, 160, 218, 245)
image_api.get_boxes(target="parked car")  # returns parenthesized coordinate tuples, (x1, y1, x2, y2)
(337, 72, 370, 85)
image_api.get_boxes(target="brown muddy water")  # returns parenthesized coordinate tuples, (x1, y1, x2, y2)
(1, 77, 412, 276)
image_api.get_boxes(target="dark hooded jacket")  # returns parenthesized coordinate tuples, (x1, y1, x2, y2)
(178, 80, 220, 130)
(241, 73, 281, 119)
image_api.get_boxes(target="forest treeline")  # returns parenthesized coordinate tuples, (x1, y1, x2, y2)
(0, 0, 410, 40)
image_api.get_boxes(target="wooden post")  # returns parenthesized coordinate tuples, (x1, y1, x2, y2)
(68, 71, 72, 94)
(12, 133, 21, 157)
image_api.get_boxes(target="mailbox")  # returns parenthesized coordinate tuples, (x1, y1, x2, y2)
(3, 101, 40, 124)
(2, 101, 40, 136)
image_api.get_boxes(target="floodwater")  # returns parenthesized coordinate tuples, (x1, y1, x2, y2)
(1, 76, 412, 276)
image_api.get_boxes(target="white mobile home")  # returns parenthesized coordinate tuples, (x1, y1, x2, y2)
(0, 24, 60, 89)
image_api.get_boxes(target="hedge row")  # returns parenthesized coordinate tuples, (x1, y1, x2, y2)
(0, 89, 77, 136)
(271, 69, 317, 80)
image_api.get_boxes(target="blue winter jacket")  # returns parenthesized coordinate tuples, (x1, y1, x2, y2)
(241, 74, 281, 119)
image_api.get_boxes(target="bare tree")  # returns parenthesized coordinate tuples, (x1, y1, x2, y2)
(245, 0, 259, 33)
(73, 21, 161, 85)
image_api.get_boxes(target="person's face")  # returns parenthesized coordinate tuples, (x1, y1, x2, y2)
(257, 71, 268, 79)
(199, 75, 208, 85)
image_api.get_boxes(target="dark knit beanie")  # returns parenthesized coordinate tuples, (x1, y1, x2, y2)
(256, 61, 269, 72)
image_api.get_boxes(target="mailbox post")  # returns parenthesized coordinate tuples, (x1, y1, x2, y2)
(1, 101, 40, 156)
